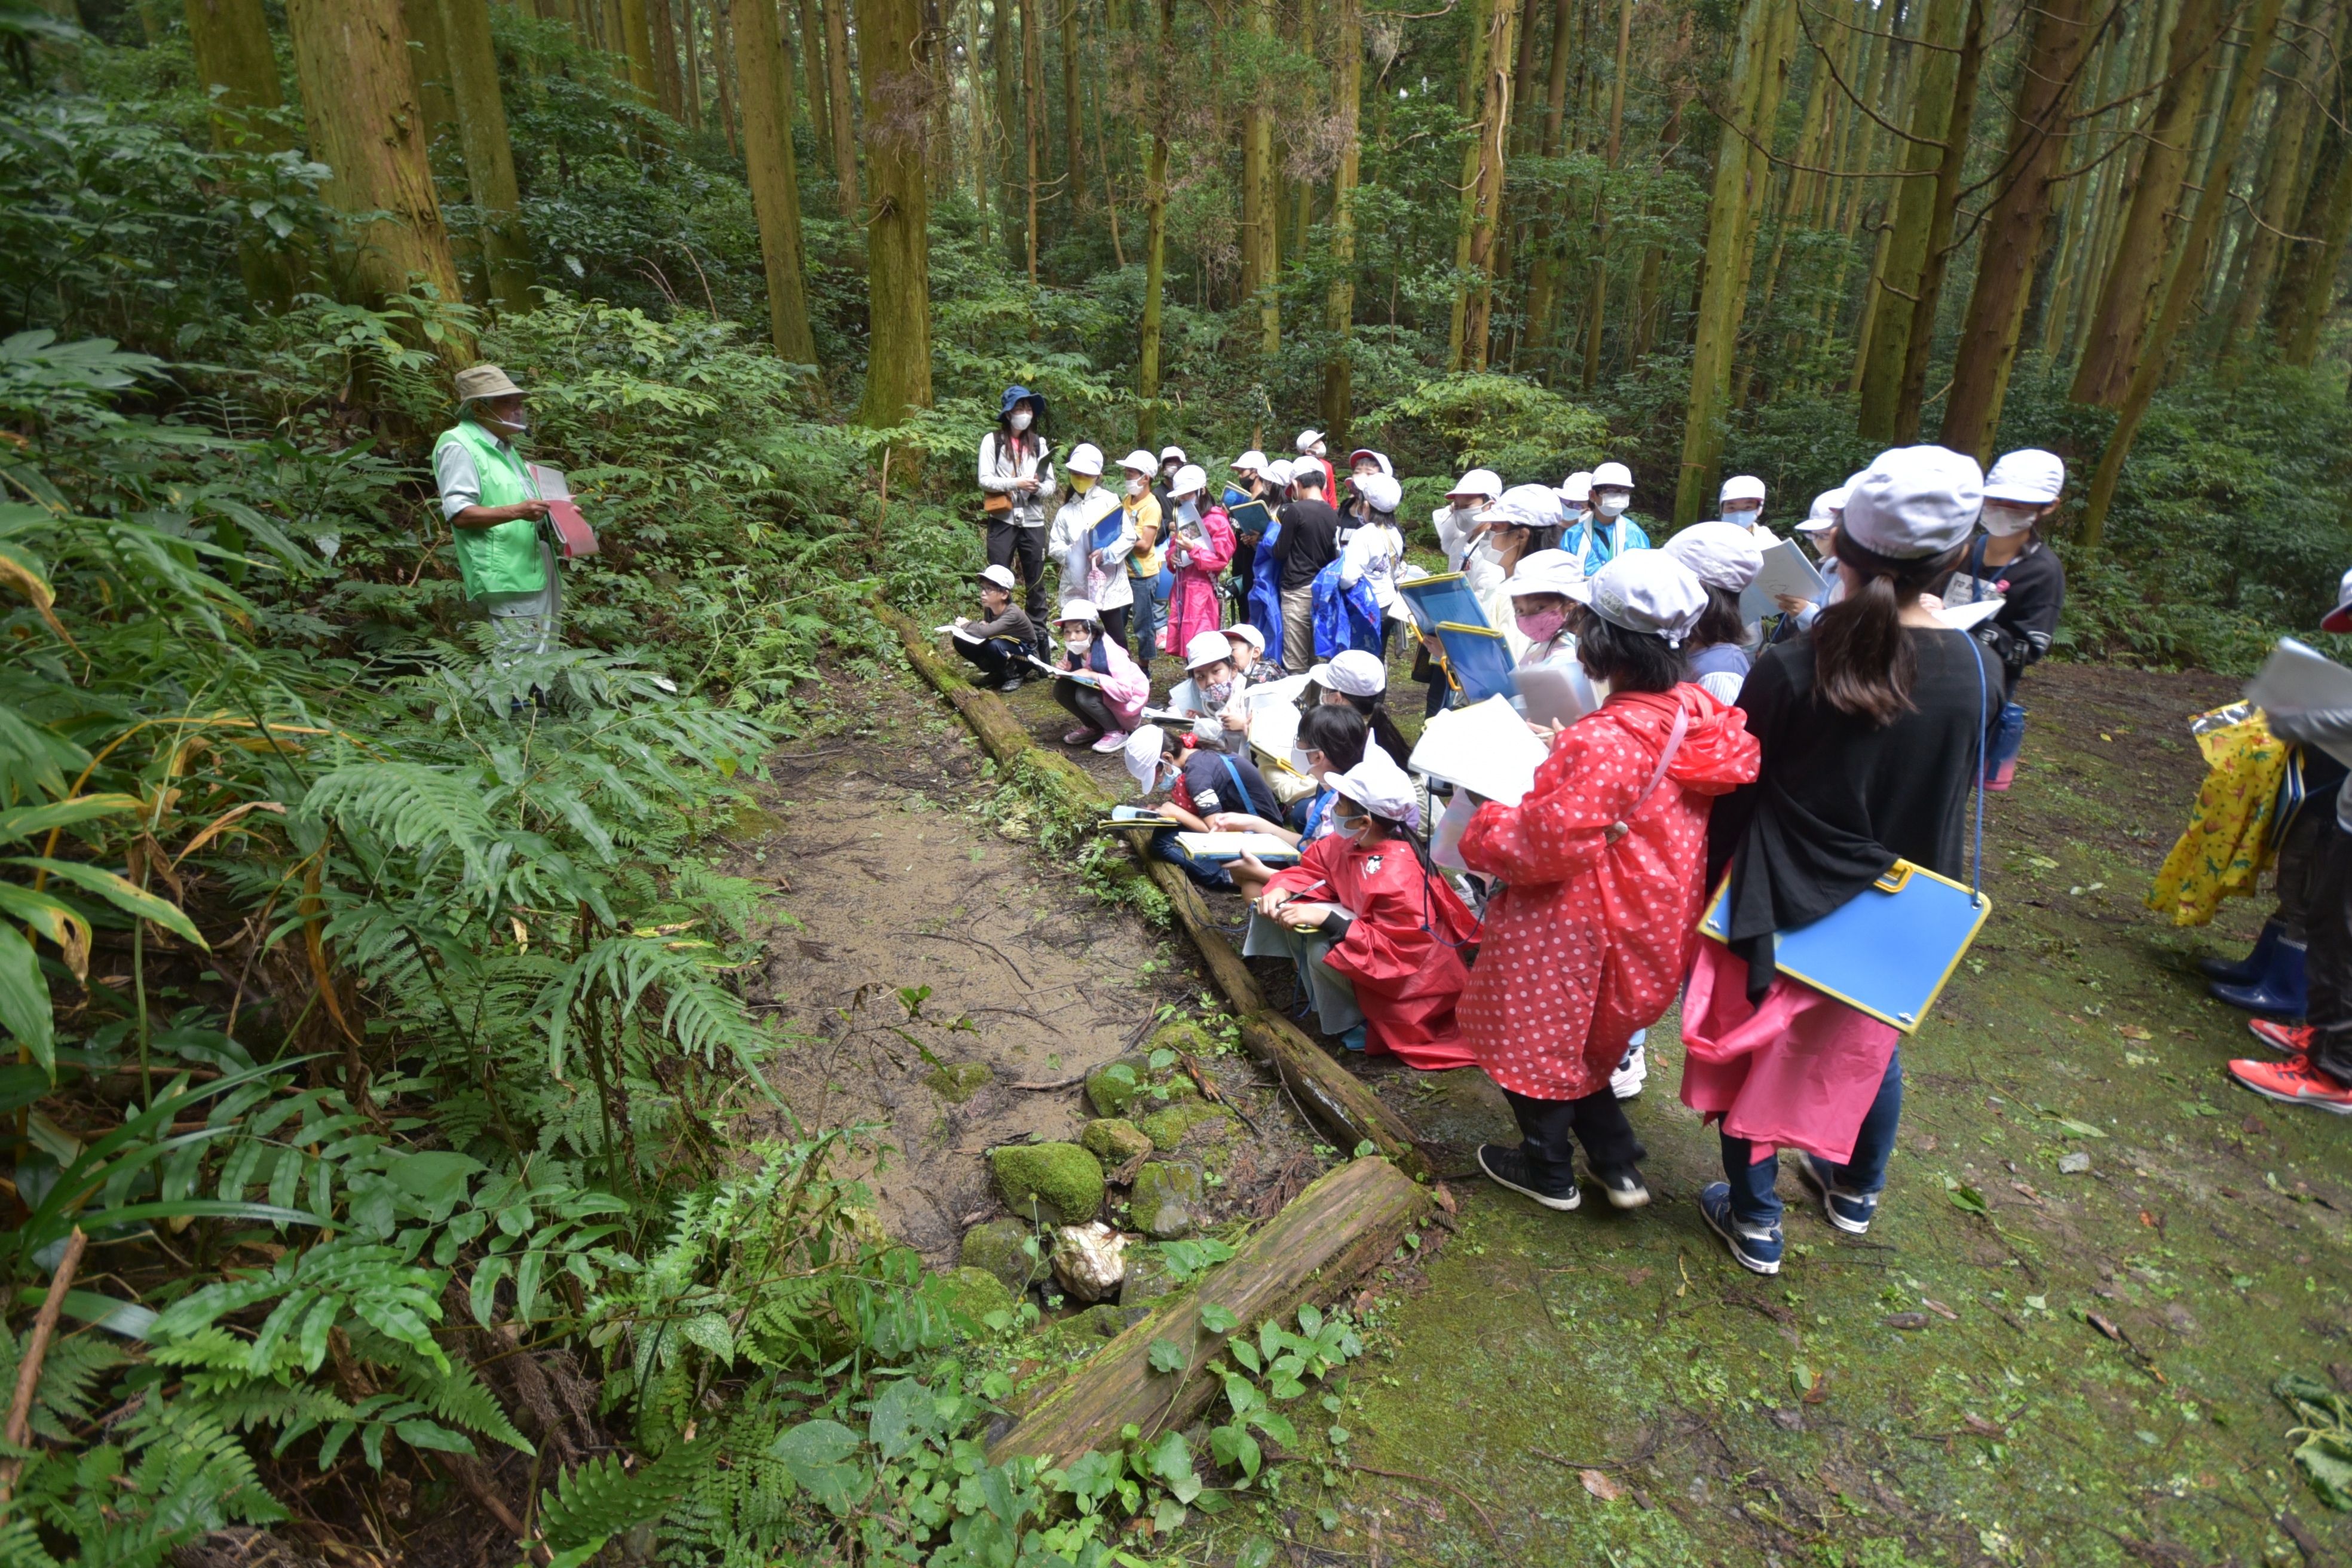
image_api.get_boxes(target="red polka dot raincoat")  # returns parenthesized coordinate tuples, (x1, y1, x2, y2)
(1457, 685, 1760, 1100)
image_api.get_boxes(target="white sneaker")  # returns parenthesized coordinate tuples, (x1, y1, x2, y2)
(1092, 729, 1131, 754)
(1610, 1038, 1647, 1100)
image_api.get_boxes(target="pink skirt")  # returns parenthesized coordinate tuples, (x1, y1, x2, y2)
(1678, 939, 1899, 1167)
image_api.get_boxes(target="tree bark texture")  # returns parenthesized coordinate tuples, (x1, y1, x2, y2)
(618, 0, 661, 105)
(798, 0, 831, 170)
(1445, 0, 1494, 370)
(1579, 0, 1631, 389)
(1136, 0, 1173, 446)
(183, 0, 298, 310)
(1060, 0, 1086, 213)
(713, 0, 740, 150)
(402, 0, 461, 147)
(679, 0, 703, 129)
(1460, 0, 1516, 370)
(1243, 0, 1280, 350)
(734, 0, 821, 365)
(1320, 0, 1362, 439)
(853, 0, 933, 427)
(2268, 7, 2352, 363)
(826, 0, 861, 215)
(440, 0, 536, 315)
(1855, 0, 1968, 441)
(2218, 1, 2322, 361)
(1022, 0, 1045, 276)
(1889, 0, 1987, 441)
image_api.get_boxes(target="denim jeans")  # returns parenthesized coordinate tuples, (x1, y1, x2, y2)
(1129, 578, 1163, 664)
(1720, 1047, 1903, 1227)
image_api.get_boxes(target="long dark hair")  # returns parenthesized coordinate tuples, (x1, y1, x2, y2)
(1298, 705, 1368, 774)
(1815, 531, 1967, 724)
(1335, 691, 1413, 771)
(1576, 616, 1686, 694)
(1690, 584, 1747, 652)
(997, 397, 1044, 462)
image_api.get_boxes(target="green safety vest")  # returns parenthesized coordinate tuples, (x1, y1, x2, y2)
(434, 419, 549, 599)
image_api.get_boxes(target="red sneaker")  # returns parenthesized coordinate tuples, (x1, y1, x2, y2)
(2228, 1056, 2352, 1114)
(2248, 1018, 2314, 1056)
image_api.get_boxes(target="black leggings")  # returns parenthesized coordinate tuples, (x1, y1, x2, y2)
(1054, 676, 1119, 736)
(953, 636, 1019, 681)
(1100, 604, 1131, 650)
(2301, 822, 2352, 1085)
(1503, 1086, 1645, 1186)
(987, 521, 1048, 618)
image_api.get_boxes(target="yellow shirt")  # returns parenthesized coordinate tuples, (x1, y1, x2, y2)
(1123, 492, 1163, 576)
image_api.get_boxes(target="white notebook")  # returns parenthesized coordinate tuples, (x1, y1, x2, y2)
(1407, 696, 1552, 806)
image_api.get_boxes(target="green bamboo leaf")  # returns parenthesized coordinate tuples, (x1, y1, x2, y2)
(0, 924, 53, 1073)
(0, 795, 141, 843)
(3, 858, 206, 946)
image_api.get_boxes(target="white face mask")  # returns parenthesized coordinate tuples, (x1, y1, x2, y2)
(1725, 503, 1761, 524)
(1009, 409, 1034, 431)
(1982, 503, 2037, 537)
(1064, 636, 1091, 656)
(1595, 494, 1631, 518)
(1334, 811, 1371, 844)
(1127, 475, 1149, 497)
(1477, 541, 1504, 565)
(1311, 441, 1328, 458)
(1450, 502, 1478, 520)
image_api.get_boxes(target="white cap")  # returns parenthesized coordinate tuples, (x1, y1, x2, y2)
(1122, 725, 1169, 795)
(1665, 520, 1766, 592)
(1226, 623, 1265, 651)
(1066, 443, 1105, 476)
(1447, 468, 1503, 500)
(1501, 548, 1587, 599)
(1569, 552, 1708, 647)
(1296, 428, 1325, 452)
(1232, 449, 1267, 473)
(1159, 445, 1187, 465)
(1591, 461, 1634, 490)
(1310, 648, 1388, 697)
(1329, 751, 1419, 826)
(1263, 458, 1296, 487)
(1346, 448, 1395, 476)
(1983, 448, 2066, 505)
(1119, 449, 1157, 474)
(1841, 446, 1984, 559)
(1170, 463, 1208, 497)
(1559, 471, 1594, 504)
(978, 564, 1018, 590)
(1184, 630, 1236, 670)
(1290, 461, 1328, 489)
(1797, 486, 1847, 532)
(1720, 474, 1768, 506)
(1476, 483, 1566, 529)
(1354, 473, 1402, 513)
(1058, 598, 1101, 623)
(2325, 566, 2352, 634)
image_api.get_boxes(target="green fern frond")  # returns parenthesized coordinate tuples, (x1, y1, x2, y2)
(537, 1439, 705, 1552)
(176, 1379, 353, 1437)
(391, 1356, 534, 1457)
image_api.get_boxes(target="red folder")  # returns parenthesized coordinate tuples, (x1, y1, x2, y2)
(529, 463, 600, 559)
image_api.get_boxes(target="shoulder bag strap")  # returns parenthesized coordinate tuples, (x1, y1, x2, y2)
(1609, 700, 1692, 838)
(1970, 632, 1987, 907)
(1217, 753, 1255, 817)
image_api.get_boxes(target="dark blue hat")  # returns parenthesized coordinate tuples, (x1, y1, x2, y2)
(999, 385, 1046, 422)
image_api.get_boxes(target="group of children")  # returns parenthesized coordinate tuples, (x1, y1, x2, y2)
(950, 405, 2082, 1272)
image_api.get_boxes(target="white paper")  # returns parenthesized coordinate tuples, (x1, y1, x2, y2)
(2249, 636, 2352, 715)
(1406, 695, 1552, 806)
(527, 463, 571, 501)
(1934, 599, 2005, 632)
(935, 624, 985, 644)
(1512, 663, 1594, 728)
(1739, 540, 1828, 622)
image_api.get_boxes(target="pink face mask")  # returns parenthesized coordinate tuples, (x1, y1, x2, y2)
(1515, 608, 1569, 643)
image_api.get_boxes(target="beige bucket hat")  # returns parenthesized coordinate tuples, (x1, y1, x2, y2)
(454, 363, 526, 403)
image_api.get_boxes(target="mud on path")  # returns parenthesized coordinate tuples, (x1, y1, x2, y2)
(720, 673, 1318, 1265)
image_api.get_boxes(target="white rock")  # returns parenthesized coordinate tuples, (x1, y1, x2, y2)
(2058, 1151, 2091, 1175)
(1051, 1221, 1128, 1303)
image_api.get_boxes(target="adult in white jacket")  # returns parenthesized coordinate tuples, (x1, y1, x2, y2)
(1049, 443, 1136, 644)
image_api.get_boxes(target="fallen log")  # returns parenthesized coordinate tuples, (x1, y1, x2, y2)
(984, 1156, 1428, 1465)
(878, 604, 1432, 1184)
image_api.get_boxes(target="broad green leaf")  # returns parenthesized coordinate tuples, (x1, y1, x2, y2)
(0, 924, 52, 1072)
(770, 1419, 868, 1514)
(1198, 1301, 1239, 1334)
(4, 859, 205, 946)
(1146, 1337, 1188, 1374)
(0, 795, 140, 844)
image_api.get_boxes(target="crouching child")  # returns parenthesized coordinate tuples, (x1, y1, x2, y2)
(1120, 725, 1285, 891)
(949, 564, 1039, 691)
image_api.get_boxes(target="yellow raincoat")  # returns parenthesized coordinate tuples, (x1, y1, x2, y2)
(2146, 704, 2287, 927)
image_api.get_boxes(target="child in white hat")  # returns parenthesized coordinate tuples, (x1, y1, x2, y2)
(1122, 725, 1284, 892)
(1566, 461, 1652, 573)
(946, 564, 1039, 693)
(1049, 443, 1133, 644)
(1664, 520, 1768, 703)
(1048, 599, 1152, 753)
(1945, 448, 2068, 790)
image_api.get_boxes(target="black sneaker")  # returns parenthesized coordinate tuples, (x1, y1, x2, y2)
(1591, 1164, 1650, 1210)
(999, 675, 1024, 694)
(1476, 1144, 1580, 1211)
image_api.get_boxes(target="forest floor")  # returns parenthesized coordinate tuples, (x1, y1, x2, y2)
(774, 636, 2352, 1568)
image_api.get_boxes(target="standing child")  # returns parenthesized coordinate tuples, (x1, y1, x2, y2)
(1665, 520, 1767, 705)
(948, 564, 1038, 692)
(1117, 451, 1167, 674)
(1162, 465, 1234, 658)
(1050, 445, 1132, 634)
(1943, 448, 2068, 792)
(1049, 599, 1150, 754)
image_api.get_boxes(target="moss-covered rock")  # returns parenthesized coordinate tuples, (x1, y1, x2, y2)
(1084, 1055, 1150, 1118)
(991, 1141, 1105, 1225)
(1128, 1160, 1203, 1239)
(1119, 1246, 1181, 1308)
(924, 1060, 993, 1102)
(940, 1264, 1016, 1323)
(959, 1217, 1048, 1294)
(1135, 1099, 1230, 1152)
(1145, 1019, 1220, 1060)
(1082, 1117, 1154, 1166)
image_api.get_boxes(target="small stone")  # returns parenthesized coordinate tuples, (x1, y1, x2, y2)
(992, 1141, 1106, 1226)
(924, 1061, 993, 1102)
(1769, 1408, 1805, 1432)
(1128, 1160, 1204, 1239)
(939, 1265, 1016, 1323)
(1144, 1019, 1220, 1060)
(960, 1217, 1048, 1294)
(1082, 1117, 1154, 1166)
(2164, 1302, 2198, 1336)
(1135, 1100, 1230, 1152)
(2058, 1151, 2092, 1175)
(1051, 1221, 1128, 1303)
(1085, 1055, 1151, 1119)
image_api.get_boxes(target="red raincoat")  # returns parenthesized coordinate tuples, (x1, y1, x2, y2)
(1163, 504, 1235, 656)
(1264, 831, 1481, 1070)
(1458, 685, 1760, 1100)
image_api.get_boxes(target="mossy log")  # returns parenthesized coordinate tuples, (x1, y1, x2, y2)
(878, 605, 1432, 1184)
(982, 1155, 1428, 1465)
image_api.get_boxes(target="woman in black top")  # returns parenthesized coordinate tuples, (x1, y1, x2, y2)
(1685, 446, 2003, 1277)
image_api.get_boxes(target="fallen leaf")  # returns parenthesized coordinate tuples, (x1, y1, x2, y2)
(1884, 1312, 1931, 1330)
(1947, 1184, 1992, 1217)
(1923, 1298, 1959, 1320)
(1431, 1181, 1457, 1215)
(2010, 1182, 2044, 1205)
(2115, 1024, 2152, 1041)
(1964, 1413, 2006, 1439)
(1801, 1370, 1830, 1405)
(2139, 1211, 2157, 1227)
(2243, 1114, 2266, 1135)
(1581, 1469, 1622, 1502)
(2084, 1311, 2126, 1342)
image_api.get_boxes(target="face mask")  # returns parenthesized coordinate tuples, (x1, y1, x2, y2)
(1516, 608, 1569, 643)
(1450, 503, 1478, 521)
(1725, 504, 1760, 524)
(1064, 636, 1091, 656)
(1477, 542, 1504, 565)
(1127, 476, 1149, 497)
(1200, 678, 1235, 708)
(1334, 811, 1371, 843)
(1157, 764, 1180, 791)
(1982, 504, 2036, 537)
(1009, 410, 1033, 431)
(1595, 494, 1630, 517)
(1071, 474, 1095, 493)
(1312, 442, 1328, 458)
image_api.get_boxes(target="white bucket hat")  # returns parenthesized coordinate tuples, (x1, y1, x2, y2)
(1664, 520, 1766, 592)
(1296, 428, 1326, 452)
(1569, 552, 1709, 647)
(1310, 648, 1388, 697)
(1169, 463, 1208, 497)
(1119, 449, 1158, 475)
(1500, 548, 1587, 599)
(1232, 449, 1268, 474)
(1983, 448, 2066, 506)
(1841, 446, 1984, 559)
(1159, 444, 1188, 466)
(1122, 726, 1171, 796)
(1558, 470, 1594, 505)
(1263, 458, 1296, 488)
(1065, 443, 1105, 477)
(1476, 483, 1567, 529)
(1184, 630, 1236, 670)
(1226, 623, 1265, 652)
(978, 564, 1018, 591)
(1354, 473, 1402, 513)
(1797, 486, 1848, 533)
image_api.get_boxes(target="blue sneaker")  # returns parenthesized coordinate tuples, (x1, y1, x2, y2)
(1339, 1024, 1368, 1052)
(1792, 1153, 1880, 1235)
(1698, 1182, 1783, 1275)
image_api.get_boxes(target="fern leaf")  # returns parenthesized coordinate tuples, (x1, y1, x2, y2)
(538, 1439, 705, 1551)
(393, 1357, 535, 1457)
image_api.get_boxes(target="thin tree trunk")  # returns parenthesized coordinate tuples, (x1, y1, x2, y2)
(2224, 0, 2334, 360)
(1855, 0, 1969, 440)
(1518, 0, 1575, 364)
(1321, 0, 1361, 438)
(1445, 0, 1495, 369)
(735, 0, 820, 363)
(1460, 0, 1515, 370)
(1061, 0, 1086, 213)
(968, 0, 994, 244)
(998, 0, 1025, 265)
(1939, 0, 2097, 460)
(2070, 0, 2228, 403)
(617, 0, 662, 106)
(1137, 0, 1173, 446)
(287, 0, 467, 331)
(800, 0, 832, 170)
(1243, 0, 1279, 348)
(1089, 74, 1123, 260)
(441, 0, 535, 314)
(184, 0, 298, 310)
(1291, 0, 1318, 259)
(1889, 0, 1989, 440)
(679, 0, 703, 129)
(1672, 0, 1796, 528)
(1022, 0, 1044, 277)
(1578, 0, 1631, 388)
(2080, 0, 2283, 548)
(826, 0, 860, 214)
(650, 0, 685, 115)
(713, 0, 740, 150)
(854, 0, 933, 425)
(403, 0, 461, 148)
(2271, 73, 2352, 365)
(1631, 14, 1692, 363)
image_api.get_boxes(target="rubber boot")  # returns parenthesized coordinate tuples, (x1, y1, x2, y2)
(2198, 920, 2282, 985)
(2212, 939, 2308, 1015)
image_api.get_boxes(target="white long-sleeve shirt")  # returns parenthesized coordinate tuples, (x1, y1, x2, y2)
(1339, 515, 1405, 610)
(1048, 486, 1131, 611)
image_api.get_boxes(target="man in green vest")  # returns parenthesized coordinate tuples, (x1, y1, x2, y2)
(432, 364, 559, 708)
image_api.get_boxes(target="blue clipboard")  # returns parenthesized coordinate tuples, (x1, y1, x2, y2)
(1697, 861, 1992, 1033)
(1227, 498, 1275, 537)
(1397, 572, 1490, 636)
(1433, 622, 1517, 705)
(1088, 507, 1125, 552)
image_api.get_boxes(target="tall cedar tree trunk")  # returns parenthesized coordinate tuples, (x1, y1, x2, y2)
(1444, 0, 1494, 369)
(1061, 0, 1086, 213)
(713, 0, 740, 150)
(1672, 0, 1796, 527)
(649, 0, 684, 115)
(2218, 0, 2323, 362)
(997, 1, 1025, 267)
(1518, 0, 1573, 363)
(1855, 0, 1968, 440)
(619, 0, 661, 105)
(1320, 0, 1362, 439)
(1022, 0, 1045, 277)
(1939, 0, 2097, 460)
(1632, 13, 1695, 362)
(1292, 0, 1318, 261)
(1460, 0, 1515, 368)
(825, 0, 860, 214)
(1889, 0, 1988, 440)
(680, 0, 703, 128)
(1579, 0, 1631, 388)
(2268, 7, 2352, 363)
(1243, 0, 1279, 349)
(735, 0, 821, 365)
(402, 0, 459, 143)
(854, 0, 934, 425)
(441, 0, 536, 315)
(967, 0, 993, 244)
(800, 0, 832, 172)
(287, 0, 467, 331)
(1137, 0, 1174, 445)
(183, 0, 299, 310)
(2069, 0, 2228, 405)
(2080, 0, 2283, 547)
